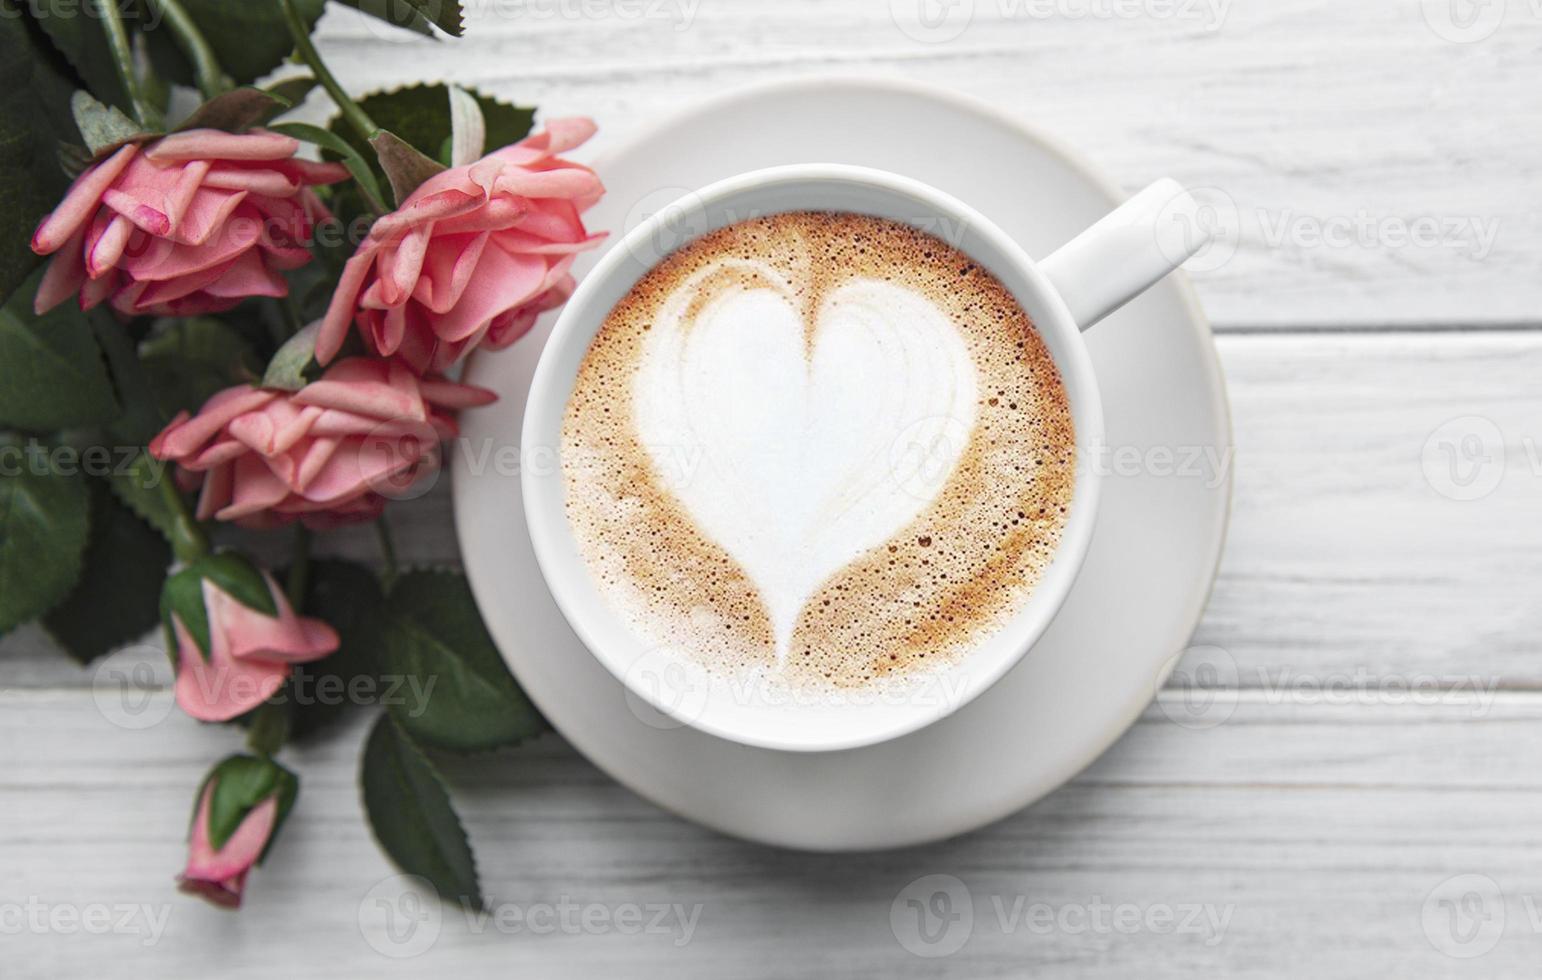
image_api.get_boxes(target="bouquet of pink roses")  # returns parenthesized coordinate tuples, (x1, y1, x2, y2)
(1, 0, 603, 910)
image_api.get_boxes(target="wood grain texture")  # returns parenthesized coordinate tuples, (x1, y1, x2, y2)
(6, 3, 1540, 976)
(8, 332, 1538, 688)
(303, 0, 1542, 328)
(8, 691, 1542, 978)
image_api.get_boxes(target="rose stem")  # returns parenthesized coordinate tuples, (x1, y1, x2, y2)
(278, 0, 379, 143)
(143, 0, 231, 100)
(374, 516, 399, 591)
(93, 0, 160, 128)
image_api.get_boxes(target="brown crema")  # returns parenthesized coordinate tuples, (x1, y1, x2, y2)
(561, 211, 1075, 691)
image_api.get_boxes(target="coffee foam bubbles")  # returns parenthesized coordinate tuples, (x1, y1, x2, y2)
(562, 212, 1075, 691)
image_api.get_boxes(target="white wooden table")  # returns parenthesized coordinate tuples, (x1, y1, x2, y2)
(8, 2, 1541, 975)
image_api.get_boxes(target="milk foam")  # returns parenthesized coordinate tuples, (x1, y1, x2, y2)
(633, 258, 979, 663)
(561, 211, 1075, 691)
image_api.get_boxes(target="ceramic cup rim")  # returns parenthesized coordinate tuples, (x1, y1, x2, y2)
(521, 163, 1105, 753)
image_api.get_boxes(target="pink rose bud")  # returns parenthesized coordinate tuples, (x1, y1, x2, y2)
(149, 356, 494, 530)
(318, 118, 606, 373)
(161, 553, 337, 722)
(30, 129, 348, 318)
(180, 754, 298, 908)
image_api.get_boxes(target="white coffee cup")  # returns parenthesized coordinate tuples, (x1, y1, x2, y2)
(523, 164, 1209, 752)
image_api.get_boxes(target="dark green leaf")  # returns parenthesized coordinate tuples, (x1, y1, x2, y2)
(334, 0, 462, 36)
(26, 0, 150, 115)
(0, 4, 80, 304)
(70, 89, 155, 156)
(0, 267, 120, 431)
(139, 316, 260, 416)
(270, 121, 388, 216)
(174, 87, 293, 134)
(140, 0, 326, 87)
(370, 128, 445, 205)
(265, 75, 319, 107)
(361, 713, 481, 909)
(106, 449, 180, 544)
(160, 551, 276, 655)
(382, 569, 543, 752)
(287, 559, 385, 741)
(203, 754, 297, 856)
(260, 320, 325, 391)
(197, 551, 277, 615)
(0, 439, 90, 632)
(331, 83, 534, 176)
(43, 480, 170, 663)
(57, 141, 94, 179)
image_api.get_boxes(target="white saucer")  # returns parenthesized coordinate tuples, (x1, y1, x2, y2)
(454, 77, 1232, 850)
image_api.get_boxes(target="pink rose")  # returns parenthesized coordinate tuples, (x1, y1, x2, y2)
(318, 117, 605, 374)
(150, 356, 493, 529)
(30, 129, 348, 318)
(179, 755, 298, 908)
(163, 554, 337, 722)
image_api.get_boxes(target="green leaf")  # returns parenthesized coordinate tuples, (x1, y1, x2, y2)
(174, 87, 293, 134)
(370, 128, 446, 205)
(26, 0, 146, 115)
(333, 0, 463, 37)
(139, 316, 260, 417)
(260, 319, 325, 392)
(264, 75, 319, 107)
(382, 569, 544, 752)
(331, 83, 534, 175)
(106, 449, 180, 543)
(361, 713, 482, 909)
(0, 267, 120, 431)
(0, 439, 90, 632)
(70, 90, 155, 156)
(287, 559, 385, 741)
(0, 4, 80, 304)
(198, 551, 278, 613)
(141, 0, 327, 87)
(202, 754, 298, 857)
(43, 480, 170, 663)
(160, 551, 277, 656)
(270, 121, 388, 216)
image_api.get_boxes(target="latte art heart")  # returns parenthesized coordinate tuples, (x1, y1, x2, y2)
(633, 260, 979, 663)
(562, 212, 1076, 690)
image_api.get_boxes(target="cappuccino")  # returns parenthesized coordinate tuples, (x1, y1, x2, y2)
(561, 211, 1075, 691)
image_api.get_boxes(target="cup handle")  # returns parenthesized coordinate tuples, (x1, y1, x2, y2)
(1039, 178, 1212, 331)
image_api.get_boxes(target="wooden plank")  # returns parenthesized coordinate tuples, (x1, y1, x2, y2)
(8, 331, 1540, 688)
(293, 0, 1542, 328)
(7, 690, 1542, 976)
